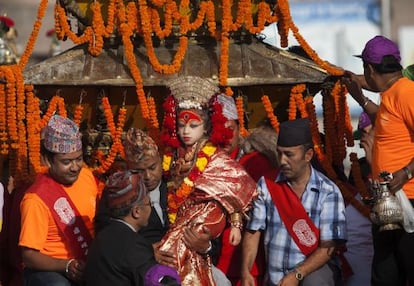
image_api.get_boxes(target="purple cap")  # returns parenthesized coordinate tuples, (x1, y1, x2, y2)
(355, 35, 401, 64)
(358, 112, 372, 130)
(144, 264, 181, 286)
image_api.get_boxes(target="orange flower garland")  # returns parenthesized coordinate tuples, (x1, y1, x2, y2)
(37, 95, 59, 132)
(261, 95, 280, 133)
(276, 0, 292, 48)
(0, 0, 361, 186)
(289, 22, 343, 76)
(101, 96, 117, 138)
(26, 85, 43, 174)
(147, 96, 159, 130)
(305, 95, 325, 162)
(288, 88, 297, 120)
(236, 96, 249, 137)
(163, 143, 217, 224)
(18, 0, 48, 68)
(4, 66, 18, 147)
(0, 82, 7, 154)
(73, 104, 84, 127)
(96, 104, 127, 174)
(14, 65, 30, 183)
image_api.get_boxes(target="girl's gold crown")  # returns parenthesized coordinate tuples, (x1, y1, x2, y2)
(167, 76, 219, 110)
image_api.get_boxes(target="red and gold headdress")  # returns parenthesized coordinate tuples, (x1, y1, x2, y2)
(161, 76, 232, 147)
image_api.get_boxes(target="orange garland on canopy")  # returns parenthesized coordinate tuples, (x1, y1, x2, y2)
(0, 81, 7, 154)
(305, 95, 325, 163)
(0, 0, 357, 186)
(13, 65, 30, 184)
(95, 104, 127, 174)
(18, 0, 48, 68)
(288, 84, 308, 119)
(236, 96, 249, 137)
(261, 95, 280, 133)
(26, 85, 44, 174)
(148, 96, 159, 129)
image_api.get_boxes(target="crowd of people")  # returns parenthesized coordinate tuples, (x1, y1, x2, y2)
(0, 34, 414, 286)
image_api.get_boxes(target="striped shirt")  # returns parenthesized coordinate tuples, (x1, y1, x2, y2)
(246, 166, 347, 285)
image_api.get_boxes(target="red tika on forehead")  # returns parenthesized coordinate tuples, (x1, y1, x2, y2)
(178, 110, 202, 124)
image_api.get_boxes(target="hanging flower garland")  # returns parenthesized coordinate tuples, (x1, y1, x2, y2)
(305, 95, 325, 162)
(73, 102, 84, 127)
(293, 85, 308, 118)
(0, 82, 7, 154)
(289, 22, 343, 76)
(73, 90, 86, 126)
(147, 96, 159, 129)
(101, 96, 117, 138)
(18, 0, 48, 68)
(13, 65, 30, 184)
(37, 95, 59, 132)
(163, 143, 217, 224)
(95, 104, 127, 174)
(236, 96, 249, 137)
(261, 95, 280, 133)
(4, 66, 18, 148)
(25, 85, 43, 174)
(276, 0, 291, 48)
(288, 88, 297, 120)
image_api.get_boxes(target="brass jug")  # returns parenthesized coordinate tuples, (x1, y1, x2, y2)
(369, 180, 404, 231)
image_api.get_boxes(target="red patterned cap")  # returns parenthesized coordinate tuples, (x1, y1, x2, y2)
(43, 115, 82, 153)
(106, 171, 147, 210)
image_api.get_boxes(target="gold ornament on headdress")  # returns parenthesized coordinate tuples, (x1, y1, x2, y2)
(167, 76, 219, 110)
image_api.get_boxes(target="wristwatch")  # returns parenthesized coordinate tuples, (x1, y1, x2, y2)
(294, 269, 304, 281)
(403, 166, 413, 180)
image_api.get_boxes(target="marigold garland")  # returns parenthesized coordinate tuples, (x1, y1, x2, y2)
(0, 0, 359, 188)
(4, 66, 18, 147)
(13, 65, 29, 184)
(18, 0, 48, 68)
(73, 104, 84, 127)
(163, 143, 217, 224)
(236, 96, 249, 137)
(261, 95, 280, 133)
(288, 88, 297, 120)
(26, 85, 43, 174)
(95, 105, 127, 174)
(305, 95, 325, 162)
(147, 96, 159, 130)
(101, 96, 117, 138)
(0, 82, 7, 154)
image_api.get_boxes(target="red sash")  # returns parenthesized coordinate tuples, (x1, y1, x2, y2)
(29, 173, 92, 260)
(265, 178, 319, 256)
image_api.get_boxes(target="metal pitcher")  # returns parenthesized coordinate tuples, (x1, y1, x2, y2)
(369, 178, 404, 231)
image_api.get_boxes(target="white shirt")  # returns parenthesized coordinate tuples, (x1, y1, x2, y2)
(149, 182, 164, 225)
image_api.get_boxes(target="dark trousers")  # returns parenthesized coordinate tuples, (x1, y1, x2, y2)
(24, 268, 81, 286)
(371, 221, 414, 286)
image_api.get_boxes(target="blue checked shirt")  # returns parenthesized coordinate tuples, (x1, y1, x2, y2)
(246, 166, 347, 285)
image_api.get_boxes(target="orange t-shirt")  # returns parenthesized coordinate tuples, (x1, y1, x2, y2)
(19, 168, 98, 259)
(372, 77, 414, 198)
